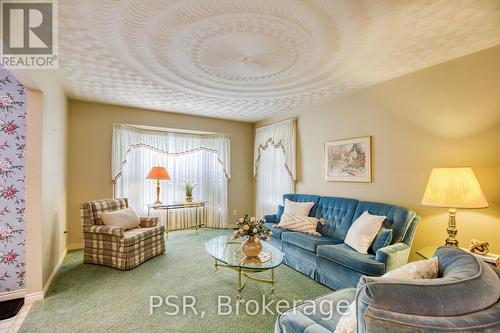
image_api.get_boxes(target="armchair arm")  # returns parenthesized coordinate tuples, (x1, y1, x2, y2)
(83, 225, 124, 238)
(264, 214, 277, 224)
(375, 243, 411, 272)
(139, 216, 159, 228)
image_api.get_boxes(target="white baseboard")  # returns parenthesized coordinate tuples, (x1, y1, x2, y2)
(24, 291, 44, 304)
(0, 289, 26, 302)
(67, 242, 84, 250)
(42, 247, 67, 295)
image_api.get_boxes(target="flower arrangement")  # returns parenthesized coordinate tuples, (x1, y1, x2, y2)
(232, 215, 272, 241)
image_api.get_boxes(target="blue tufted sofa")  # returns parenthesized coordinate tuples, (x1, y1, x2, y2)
(264, 194, 420, 289)
(275, 247, 500, 332)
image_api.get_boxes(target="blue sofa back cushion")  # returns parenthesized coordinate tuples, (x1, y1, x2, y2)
(282, 194, 321, 217)
(353, 201, 416, 244)
(314, 196, 359, 239)
(276, 205, 285, 222)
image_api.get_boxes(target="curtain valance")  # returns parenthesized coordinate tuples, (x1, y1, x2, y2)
(112, 124, 231, 182)
(254, 119, 296, 181)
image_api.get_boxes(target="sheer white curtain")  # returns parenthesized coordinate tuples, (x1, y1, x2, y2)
(254, 119, 296, 218)
(112, 124, 230, 229)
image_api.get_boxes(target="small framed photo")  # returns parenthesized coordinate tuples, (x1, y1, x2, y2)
(324, 136, 372, 182)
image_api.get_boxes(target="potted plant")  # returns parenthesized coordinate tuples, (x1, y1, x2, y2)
(181, 180, 197, 203)
(232, 215, 272, 260)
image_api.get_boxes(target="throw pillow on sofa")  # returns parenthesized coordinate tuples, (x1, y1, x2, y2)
(99, 207, 141, 230)
(371, 228, 393, 253)
(344, 211, 386, 254)
(283, 199, 315, 217)
(335, 257, 439, 333)
(277, 213, 321, 236)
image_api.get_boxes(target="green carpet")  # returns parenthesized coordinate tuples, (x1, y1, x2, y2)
(20, 229, 331, 333)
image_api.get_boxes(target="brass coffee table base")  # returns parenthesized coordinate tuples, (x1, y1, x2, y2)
(214, 258, 276, 301)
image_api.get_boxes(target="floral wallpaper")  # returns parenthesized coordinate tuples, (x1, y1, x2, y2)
(0, 67, 26, 293)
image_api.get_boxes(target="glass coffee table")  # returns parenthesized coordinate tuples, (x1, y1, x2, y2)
(205, 235, 284, 300)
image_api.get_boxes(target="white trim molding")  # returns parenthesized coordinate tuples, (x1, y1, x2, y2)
(0, 289, 26, 302)
(24, 292, 44, 304)
(42, 248, 68, 296)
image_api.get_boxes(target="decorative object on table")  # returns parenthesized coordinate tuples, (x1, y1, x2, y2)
(469, 239, 490, 255)
(416, 245, 500, 268)
(234, 248, 273, 264)
(146, 166, 171, 204)
(232, 215, 272, 261)
(181, 180, 197, 203)
(324, 136, 371, 182)
(421, 167, 488, 247)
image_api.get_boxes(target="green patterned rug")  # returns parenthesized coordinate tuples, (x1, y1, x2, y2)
(20, 229, 330, 333)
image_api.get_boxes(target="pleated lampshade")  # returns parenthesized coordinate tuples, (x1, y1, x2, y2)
(421, 167, 488, 208)
(146, 166, 171, 180)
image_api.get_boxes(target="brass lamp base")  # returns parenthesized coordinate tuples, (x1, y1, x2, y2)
(154, 179, 162, 205)
(445, 208, 459, 247)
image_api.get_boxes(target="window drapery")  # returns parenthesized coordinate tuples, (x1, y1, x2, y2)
(254, 119, 296, 218)
(112, 124, 230, 229)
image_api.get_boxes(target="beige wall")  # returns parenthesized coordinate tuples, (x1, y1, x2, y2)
(25, 89, 44, 297)
(40, 86, 68, 287)
(256, 45, 500, 260)
(67, 100, 254, 246)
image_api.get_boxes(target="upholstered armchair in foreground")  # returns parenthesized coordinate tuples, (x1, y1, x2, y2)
(276, 247, 500, 333)
(80, 198, 166, 270)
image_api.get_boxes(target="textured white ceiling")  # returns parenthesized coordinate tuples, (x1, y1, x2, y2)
(59, 0, 500, 122)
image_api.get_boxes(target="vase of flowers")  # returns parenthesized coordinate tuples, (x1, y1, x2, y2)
(181, 180, 197, 203)
(232, 215, 272, 259)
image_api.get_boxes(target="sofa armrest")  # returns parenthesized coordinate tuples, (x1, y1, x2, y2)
(264, 214, 277, 224)
(139, 216, 159, 228)
(83, 225, 124, 238)
(375, 243, 411, 272)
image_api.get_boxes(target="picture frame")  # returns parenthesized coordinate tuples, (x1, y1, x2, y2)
(324, 136, 372, 182)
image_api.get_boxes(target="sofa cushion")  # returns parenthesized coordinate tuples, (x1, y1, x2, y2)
(283, 199, 315, 216)
(121, 226, 165, 248)
(314, 196, 359, 239)
(282, 232, 342, 253)
(276, 205, 285, 222)
(277, 213, 321, 236)
(317, 243, 386, 276)
(353, 201, 416, 244)
(344, 211, 386, 254)
(371, 228, 393, 253)
(283, 193, 321, 217)
(266, 223, 286, 239)
(99, 207, 141, 230)
(358, 247, 500, 317)
(383, 257, 439, 279)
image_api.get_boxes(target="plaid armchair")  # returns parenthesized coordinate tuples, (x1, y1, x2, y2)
(81, 198, 165, 270)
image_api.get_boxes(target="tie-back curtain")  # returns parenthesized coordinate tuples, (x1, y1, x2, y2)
(254, 119, 296, 181)
(112, 124, 230, 229)
(254, 119, 296, 218)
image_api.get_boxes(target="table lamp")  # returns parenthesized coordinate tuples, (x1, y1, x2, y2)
(146, 166, 171, 204)
(421, 167, 488, 247)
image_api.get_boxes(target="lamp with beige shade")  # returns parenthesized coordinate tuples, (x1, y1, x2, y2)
(146, 166, 171, 204)
(421, 167, 488, 247)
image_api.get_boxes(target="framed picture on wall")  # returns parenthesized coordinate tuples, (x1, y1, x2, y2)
(324, 136, 372, 182)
